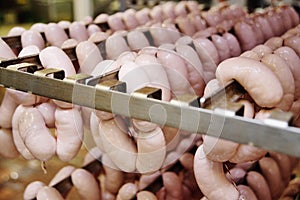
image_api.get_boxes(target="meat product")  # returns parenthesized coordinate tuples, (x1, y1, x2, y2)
(284, 35, 300, 57)
(264, 37, 283, 50)
(0, 91, 18, 128)
(44, 23, 68, 47)
(105, 34, 130, 59)
(99, 116, 137, 172)
(174, 1, 188, 17)
(175, 44, 205, 96)
(216, 57, 283, 107)
(259, 157, 285, 199)
(0, 38, 17, 58)
(246, 171, 272, 200)
(261, 53, 295, 111)
(71, 168, 101, 200)
(136, 8, 151, 25)
(61, 38, 78, 49)
(87, 24, 101, 36)
(0, 129, 18, 158)
(49, 166, 75, 186)
(162, 1, 176, 19)
(234, 21, 257, 51)
(19, 45, 41, 56)
(211, 34, 231, 62)
(162, 126, 180, 152)
(157, 172, 183, 200)
(76, 40, 103, 74)
(55, 107, 83, 162)
(127, 30, 150, 51)
(175, 16, 196, 36)
(269, 151, 292, 184)
(7, 26, 26, 36)
(194, 145, 239, 200)
(94, 13, 109, 24)
(102, 154, 124, 194)
(277, 7, 293, 30)
(266, 10, 284, 36)
(286, 6, 300, 26)
(108, 13, 126, 31)
(193, 27, 217, 39)
(90, 112, 105, 151)
(137, 191, 157, 200)
(237, 185, 258, 200)
(18, 106, 56, 161)
(36, 186, 64, 200)
(150, 6, 164, 22)
(57, 20, 71, 29)
(30, 23, 47, 33)
(274, 46, 300, 100)
(88, 32, 109, 43)
(222, 32, 241, 57)
(251, 44, 272, 59)
(69, 21, 89, 42)
(240, 50, 260, 60)
(135, 127, 166, 174)
(117, 183, 137, 200)
(21, 30, 45, 50)
(189, 14, 206, 32)
(226, 167, 246, 185)
(123, 9, 139, 30)
(24, 181, 46, 200)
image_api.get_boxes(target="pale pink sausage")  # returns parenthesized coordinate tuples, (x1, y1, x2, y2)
(30, 23, 47, 33)
(19, 106, 56, 161)
(234, 21, 257, 51)
(21, 30, 45, 50)
(246, 171, 272, 200)
(251, 44, 272, 59)
(274, 46, 300, 100)
(136, 8, 151, 25)
(158, 172, 183, 200)
(237, 185, 258, 200)
(216, 57, 283, 107)
(19, 45, 40, 57)
(222, 32, 241, 57)
(94, 13, 109, 24)
(176, 16, 196, 36)
(90, 112, 105, 151)
(71, 169, 101, 200)
(137, 191, 157, 200)
(150, 6, 164, 22)
(259, 157, 285, 199)
(7, 26, 26, 36)
(87, 24, 101, 36)
(0, 129, 19, 158)
(49, 166, 75, 186)
(127, 30, 150, 51)
(44, 23, 68, 47)
(269, 151, 292, 184)
(261, 53, 295, 111)
(117, 183, 137, 200)
(136, 127, 166, 174)
(57, 20, 71, 29)
(264, 37, 283, 50)
(24, 181, 46, 200)
(211, 34, 231, 62)
(6, 88, 46, 106)
(88, 32, 109, 44)
(123, 9, 139, 30)
(55, 107, 83, 162)
(277, 6, 293, 30)
(286, 6, 300, 26)
(69, 21, 89, 42)
(76, 40, 103, 74)
(36, 187, 64, 200)
(189, 14, 206, 32)
(12, 105, 35, 159)
(102, 154, 124, 194)
(149, 25, 175, 46)
(0, 91, 18, 128)
(105, 34, 130, 60)
(36, 102, 56, 128)
(239, 50, 260, 60)
(61, 39, 78, 49)
(284, 35, 300, 57)
(194, 145, 239, 200)
(226, 167, 246, 184)
(0, 38, 17, 59)
(99, 116, 137, 172)
(107, 13, 126, 31)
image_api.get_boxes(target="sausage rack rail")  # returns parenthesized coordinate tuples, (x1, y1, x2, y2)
(1, 32, 300, 159)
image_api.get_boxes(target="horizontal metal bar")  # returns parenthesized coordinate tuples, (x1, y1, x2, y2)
(0, 67, 300, 157)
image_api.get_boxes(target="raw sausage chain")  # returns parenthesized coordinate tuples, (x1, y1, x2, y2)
(0, 1, 299, 199)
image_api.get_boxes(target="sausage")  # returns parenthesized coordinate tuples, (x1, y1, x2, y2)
(71, 169, 101, 200)
(259, 157, 285, 199)
(274, 46, 300, 100)
(150, 6, 164, 22)
(24, 181, 46, 200)
(122, 9, 139, 30)
(284, 35, 300, 57)
(0, 91, 18, 128)
(90, 112, 105, 151)
(226, 167, 246, 185)
(102, 154, 124, 194)
(162, 126, 180, 152)
(254, 14, 275, 39)
(94, 13, 109, 24)
(21, 30, 45, 50)
(55, 107, 83, 162)
(0, 37, 17, 58)
(149, 24, 176, 46)
(36, 102, 56, 128)
(237, 185, 258, 200)
(76, 40, 103, 74)
(157, 172, 183, 200)
(87, 24, 101, 37)
(30, 23, 47, 33)
(19, 45, 41, 56)
(240, 50, 260, 61)
(222, 32, 241, 57)
(127, 30, 150, 51)
(189, 14, 207, 32)
(176, 16, 196, 36)
(105, 34, 130, 60)
(234, 21, 257, 51)
(137, 191, 157, 200)
(261, 53, 295, 111)
(264, 37, 283, 50)
(44, 23, 68, 47)
(99, 116, 137, 172)
(0, 128, 19, 158)
(194, 145, 239, 200)
(88, 31, 109, 44)
(49, 166, 76, 186)
(18, 106, 56, 161)
(269, 151, 292, 184)
(7, 26, 26, 36)
(136, 127, 166, 174)
(216, 57, 283, 107)
(107, 13, 126, 31)
(251, 44, 272, 59)
(136, 8, 151, 25)
(36, 186, 64, 200)
(116, 183, 138, 200)
(246, 171, 272, 200)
